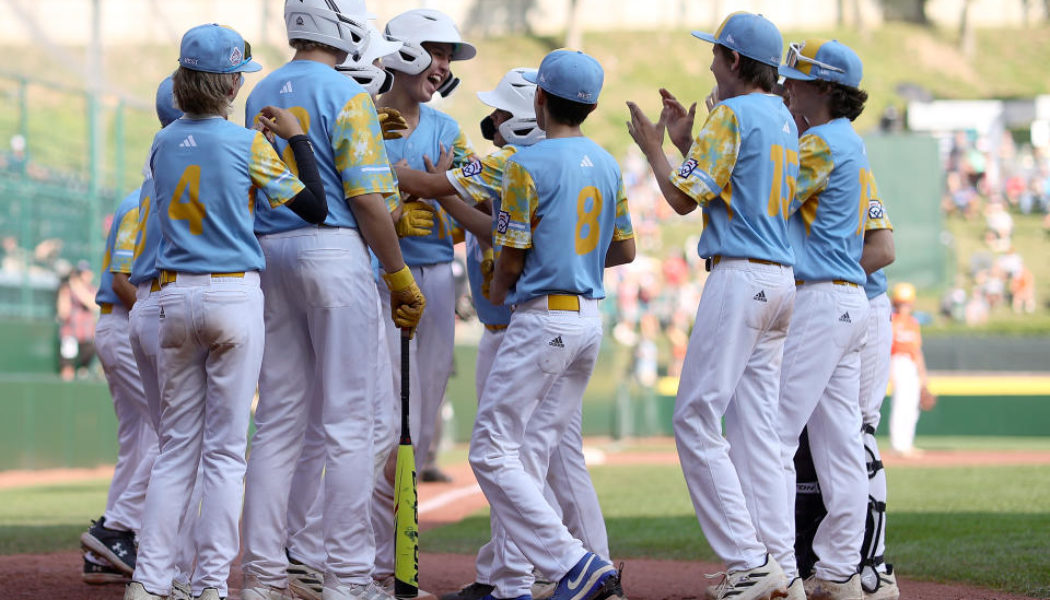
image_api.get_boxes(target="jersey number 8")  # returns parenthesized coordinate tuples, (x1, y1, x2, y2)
(575, 186, 603, 255)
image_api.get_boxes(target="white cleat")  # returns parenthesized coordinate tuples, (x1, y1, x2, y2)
(804, 573, 862, 600)
(530, 574, 557, 600)
(784, 577, 805, 600)
(862, 567, 900, 600)
(195, 588, 223, 600)
(171, 580, 193, 600)
(124, 581, 168, 600)
(324, 580, 395, 600)
(242, 574, 295, 600)
(705, 554, 788, 600)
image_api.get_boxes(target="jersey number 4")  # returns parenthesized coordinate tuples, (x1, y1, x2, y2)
(767, 144, 799, 219)
(169, 165, 206, 235)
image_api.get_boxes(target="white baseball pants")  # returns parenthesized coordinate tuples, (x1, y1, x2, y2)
(133, 272, 264, 597)
(889, 355, 921, 454)
(95, 306, 157, 534)
(776, 282, 870, 581)
(374, 262, 455, 579)
(242, 227, 380, 588)
(129, 282, 202, 588)
(859, 293, 892, 565)
(673, 259, 795, 573)
(470, 296, 603, 583)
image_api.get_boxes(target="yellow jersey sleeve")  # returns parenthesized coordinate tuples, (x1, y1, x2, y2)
(333, 92, 398, 200)
(864, 176, 893, 231)
(249, 133, 305, 208)
(494, 160, 536, 250)
(448, 146, 517, 206)
(669, 104, 741, 207)
(451, 128, 478, 168)
(612, 178, 634, 242)
(110, 207, 140, 274)
(790, 133, 833, 215)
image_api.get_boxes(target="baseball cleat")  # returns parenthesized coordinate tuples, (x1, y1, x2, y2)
(81, 516, 137, 575)
(704, 554, 787, 600)
(171, 579, 193, 600)
(242, 573, 295, 600)
(123, 581, 167, 600)
(195, 588, 224, 600)
(323, 580, 395, 600)
(530, 575, 556, 600)
(440, 582, 495, 600)
(550, 552, 619, 600)
(804, 573, 862, 600)
(287, 553, 324, 600)
(862, 566, 899, 600)
(784, 578, 805, 600)
(82, 554, 130, 585)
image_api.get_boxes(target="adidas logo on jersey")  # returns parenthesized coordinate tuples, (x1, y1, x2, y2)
(580, 155, 594, 168)
(280, 81, 294, 94)
(179, 135, 198, 148)
(548, 336, 565, 348)
(839, 312, 852, 323)
(753, 290, 767, 302)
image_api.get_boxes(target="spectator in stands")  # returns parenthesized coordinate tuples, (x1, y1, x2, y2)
(1010, 266, 1036, 314)
(889, 282, 929, 458)
(983, 197, 1013, 251)
(56, 261, 98, 381)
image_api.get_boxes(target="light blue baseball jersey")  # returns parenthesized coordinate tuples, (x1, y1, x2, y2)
(451, 145, 522, 327)
(863, 197, 893, 299)
(787, 117, 874, 284)
(385, 103, 475, 266)
(130, 171, 161, 285)
(247, 59, 397, 235)
(669, 93, 798, 266)
(495, 137, 633, 305)
(150, 117, 304, 273)
(95, 189, 142, 306)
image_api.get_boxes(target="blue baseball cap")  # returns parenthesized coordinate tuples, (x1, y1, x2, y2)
(692, 12, 783, 68)
(779, 39, 863, 88)
(178, 24, 262, 74)
(154, 75, 183, 127)
(523, 49, 604, 105)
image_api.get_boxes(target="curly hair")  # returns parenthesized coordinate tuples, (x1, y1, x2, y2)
(814, 80, 869, 121)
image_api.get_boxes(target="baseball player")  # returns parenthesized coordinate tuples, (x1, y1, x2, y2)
(81, 182, 156, 583)
(627, 12, 796, 600)
(888, 282, 927, 457)
(126, 76, 203, 600)
(770, 39, 879, 600)
(125, 23, 329, 600)
(239, 2, 426, 600)
(395, 68, 611, 600)
(469, 49, 634, 600)
(371, 8, 478, 588)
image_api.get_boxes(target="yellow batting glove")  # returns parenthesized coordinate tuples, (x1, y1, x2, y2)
(378, 106, 409, 140)
(382, 265, 426, 338)
(480, 248, 495, 300)
(395, 200, 436, 237)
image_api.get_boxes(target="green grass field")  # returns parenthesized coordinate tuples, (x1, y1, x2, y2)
(2, 438, 1048, 596)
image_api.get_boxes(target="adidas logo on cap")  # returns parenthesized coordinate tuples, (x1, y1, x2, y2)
(753, 290, 767, 302)
(548, 336, 565, 348)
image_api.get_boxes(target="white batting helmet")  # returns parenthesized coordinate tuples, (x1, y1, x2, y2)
(477, 68, 544, 147)
(336, 22, 402, 96)
(383, 9, 476, 97)
(285, 0, 370, 57)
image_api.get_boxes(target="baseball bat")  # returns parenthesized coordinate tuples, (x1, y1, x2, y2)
(394, 329, 419, 599)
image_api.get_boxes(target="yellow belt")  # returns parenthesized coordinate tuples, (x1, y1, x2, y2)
(159, 270, 245, 287)
(150, 279, 161, 293)
(708, 255, 785, 271)
(99, 303, 113, 314)
(547, 294, 580, 311)
(796, 279, 859, 288)
(484, 324, 508, 332)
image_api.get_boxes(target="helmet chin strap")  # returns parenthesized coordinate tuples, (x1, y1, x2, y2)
(479, 115, 496, 141)
(437, 72, 459, 97)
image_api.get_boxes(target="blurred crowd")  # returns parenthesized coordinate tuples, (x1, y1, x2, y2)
(938, 130, 1044, 325)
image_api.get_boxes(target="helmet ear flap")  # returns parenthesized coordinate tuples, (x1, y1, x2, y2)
(437, 73, 459, 97)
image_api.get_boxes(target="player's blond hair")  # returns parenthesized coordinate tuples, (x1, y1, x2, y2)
(171, 67, 239, 117)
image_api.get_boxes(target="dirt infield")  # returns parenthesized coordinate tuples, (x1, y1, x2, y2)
(2, 447, 1046, 600)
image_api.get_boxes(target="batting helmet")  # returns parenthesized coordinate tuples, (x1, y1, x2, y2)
(336, 21, 402, 96)
(383, 9, 476, 97)
(477, 68, 544, 147)
(285, 0, 369, 57)
(891, 282, 916, 304)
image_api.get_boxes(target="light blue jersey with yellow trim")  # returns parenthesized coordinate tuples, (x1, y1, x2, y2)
(95, 189, 141, 306)
(669, 93, 797, 266)
(151, 117, 304, 273)
(788, 118, 874, 284)
(452, 145, 520, 327)
(247, 60, 396, 235)
(495, 137, 633, 305)
(385, 103, 475, 266)
(130, 172, 162, 285)
(863, 197, 893, 299)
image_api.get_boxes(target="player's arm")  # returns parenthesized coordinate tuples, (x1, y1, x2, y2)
(788, 134, 832, 216)
(110, 204, 140, 310)
(659, 88, 698, 158)
(605, 238, 636, 268)
(606, 179, 637, 267)
(112, 273, 136, 310)
(255, 106, 328, 224)
(490, 246, 524, 306)
(490, 160, 536, 305)
(861, 228, 895, 275)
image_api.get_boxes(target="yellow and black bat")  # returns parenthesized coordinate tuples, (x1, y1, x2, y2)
(394, 330, 419, 598)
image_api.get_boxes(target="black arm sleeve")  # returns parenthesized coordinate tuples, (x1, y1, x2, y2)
(284, 135, 329, 225)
